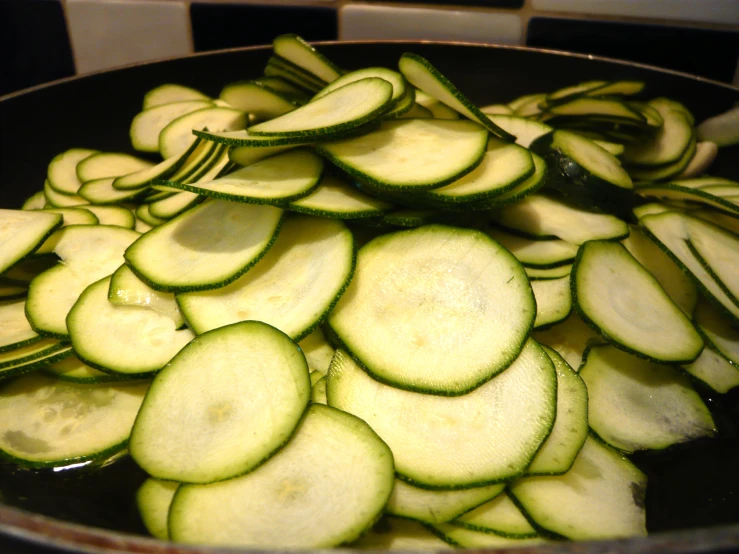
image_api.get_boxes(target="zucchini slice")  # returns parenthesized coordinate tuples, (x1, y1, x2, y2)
(572, 240, 703, 363)
(429, 523, 544, 548)
(486, 115, 552, 148)
(351, 517, 450, 549)
(68, 277, 195, 376)
(681, 345, 739, 394)
(624, 99, 693, 166)
(0, 209, 62, 273)
(494, 194, 629, 245)
(327, 342, 556, 488)
(43, 354, 122, 384)
(510, 436, 647, 541)
(177, 216, 354, 341)
(249, 78, 392, 138)
(47, 148, 98, 195)
(272, 34, 342, 83)
(640, 212, 739, 322)
(0, 344, 73, 381)
(532, 312, 603, 371)
(143, 84, 210, 109)
(421, 139, 534, 203)
(696, 104, 739, 147)
(168, 404, 394, 548)
(298, 328, 335, 374)
(386, 479, 505, 524)
(453, 492, 538, 538)
(621, 225, 698, 316)
(130, 321, 311, 484)
(124, 199, 283, 292)
(130, 100, 213, 153)
(532, 277, 572, 329)
(109, 264, 184, 327)
(485, 226, 578, 269)
(44, 179, 88, 207)
(580, 345, 715, 452)
(318, 119, 488, 192)
(0, 374, 149, 468)
(0, 298, 41, 352)
(694, 300, 739, 365)
(219, 81, 298, 120)
(137, 477, 179, 541)
(288, 175, 393, 219)
(159, 107, 247, 159)
(313, 67, 406, 107)
(76, 152, 154, 182)
(81, 206, 135, 229)
(165, 149, 323, 205)
(328, 225, 535, 395)
(25, 225, 140, 336)
(398, 53, 515, 142)
(527, 346, 588, 475)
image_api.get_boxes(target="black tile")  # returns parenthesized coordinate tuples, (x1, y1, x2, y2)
(527, 17, 739, 84)
(190, 3, 338, 53)
(361, 0, 523, 7)
(0, 0, 75, 97)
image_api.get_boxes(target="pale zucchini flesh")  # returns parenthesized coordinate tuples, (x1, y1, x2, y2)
(130, 321, 311, 484)
(328, 225, 535, 395)
(168, 404, 394, 548)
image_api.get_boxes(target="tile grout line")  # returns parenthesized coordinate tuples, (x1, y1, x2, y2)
(58, 0, 79, 75)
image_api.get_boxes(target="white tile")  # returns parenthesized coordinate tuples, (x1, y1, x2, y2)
(532, 0, 739, 26)
(66, 0, 192, 74)
(340, 5, 522, 45)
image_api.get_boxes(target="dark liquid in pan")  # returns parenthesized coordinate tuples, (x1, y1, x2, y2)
(1, 386, 738, 540)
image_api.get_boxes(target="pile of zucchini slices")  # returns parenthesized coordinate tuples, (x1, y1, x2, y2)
(1, 34, 738, 549)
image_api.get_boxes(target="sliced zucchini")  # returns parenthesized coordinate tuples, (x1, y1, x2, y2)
(421, 139, 534, 203)
(398, 53, 515, 142)
(130, 100, 213, 153)
(272, 34, 341, 83)
(130, 321, 311, 484)
(622, 225, 698, 316)
(124, 199, 283, 292)
(68, 277, 194, 376)
(0, 344, 73, 381)
(44, 179, 88, 208)
(572, 240, 703, 363)
(25, 225, 140, 336)
(328, 225, 534, 395)
(165, 149, 323, 205)
(681, 345, 739, 394)
(288, 174, 393, 219)
(580, 345, 715, 452)
(137, 477, 179, 540)
(0, 374, 149, 468)
(624, 99, 693, 166)
(694, 299, 739, 366)
(532, 277, 572, 329)
(0, 338, 68, 371)
(532, 312, 603, 371)
(678, 141, 719, 179)
(494, 194, 629, 245)
(219, 81, 298, 120)
(641, 212, 739, 322)
(485, 226, 578, 269)
(159, 107, 247, 159)
(351, 517, 449, 550)
(43, 355, 121, 384)
(318, 119, 488, 192)
(298, 328, 335, 375)
(486, 115, 552, 148)
(414, 89, 460, 120)
(22, 191, 47, 210)
(636, 181, 739, 216)
(453, 492, 538, 538)
(386, 479, 505, 524)
(527, 346, 588, 475)
(313, 67, 406, 108)
(327, 341, 556, 488)
(143, 83, 210, 109)
(510, 436, 647, 541)
(0, 298, 41, 352)
(169, 404, 393, 548)
(177, 216, 354, 341)
(79, 178, 140, 205)
(0, 209, 62, 273)
(80, 205, 135, 229)
(109, 264, 184, 327)
(249, 78, 392, 138)
(0, 278, 27, 301)
(429, 523, 544, 548)
(47, 148, 98, 195)
(696, 104, 739, 146)
(76, 152, 154, 182)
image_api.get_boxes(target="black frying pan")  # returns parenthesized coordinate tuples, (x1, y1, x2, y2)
(0, 42, 738, 554)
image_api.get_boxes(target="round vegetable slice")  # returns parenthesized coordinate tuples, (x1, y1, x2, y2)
(129, 321, 311, 484)
(169, 404, 394, 548)
(328, 224, 535, 394)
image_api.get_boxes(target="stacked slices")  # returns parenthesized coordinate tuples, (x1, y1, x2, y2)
(1, 33, 738, 549)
